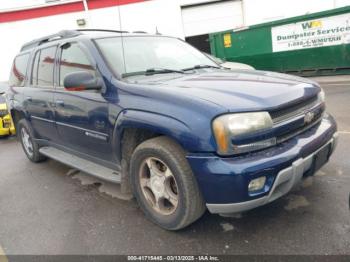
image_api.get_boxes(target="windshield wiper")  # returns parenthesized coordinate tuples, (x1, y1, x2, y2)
(182, 64, 221, 71)
(122, 68, 185, 78)
(145, 68, 185, 75)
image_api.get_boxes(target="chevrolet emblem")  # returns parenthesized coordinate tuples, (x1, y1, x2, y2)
(304, 111, 315, 124)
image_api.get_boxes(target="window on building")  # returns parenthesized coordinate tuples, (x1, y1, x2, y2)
(59, 43, 96, 87)
(9, 53, 30, 87)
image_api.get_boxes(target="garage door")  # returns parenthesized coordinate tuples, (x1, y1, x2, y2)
(181, 0, 243, 37)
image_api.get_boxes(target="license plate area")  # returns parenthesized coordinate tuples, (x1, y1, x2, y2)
(313, 144, 331, 173)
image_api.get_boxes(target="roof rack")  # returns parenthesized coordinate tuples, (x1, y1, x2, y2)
(20, 28, 137, 52)
(20, 30, 81, 51)
(77, 29, 129, 34)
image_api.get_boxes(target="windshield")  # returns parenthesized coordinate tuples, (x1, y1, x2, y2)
(95, 36, 218, 77)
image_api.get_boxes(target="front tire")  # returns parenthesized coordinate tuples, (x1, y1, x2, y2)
(130, 136, 205, 230)
(18, 119, 46, 163)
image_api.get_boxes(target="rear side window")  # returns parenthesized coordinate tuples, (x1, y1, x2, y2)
(9, 53, 30, 87)
(31, 50, 40, 86)
(32, 46, 57, 87)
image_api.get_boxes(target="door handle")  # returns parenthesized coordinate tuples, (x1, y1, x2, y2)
(56, 100, 65, 106)
(26, 96, 32, 102)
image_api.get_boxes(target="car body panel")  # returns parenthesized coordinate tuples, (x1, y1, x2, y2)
(187, 114, 336, 204)
(221, 61, 255, 70)
(203, 52, 255, 70)
(22, 87, 58, 141)
(54, 88, 113, 161)
(131, 70, 321, 113)
(6, 32, 338, 211)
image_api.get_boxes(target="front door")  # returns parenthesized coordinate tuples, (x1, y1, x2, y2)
(54, 42, 112, 161)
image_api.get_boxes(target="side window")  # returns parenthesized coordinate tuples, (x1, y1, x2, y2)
(35, 46, 57, 87)
(31, 50, 40, 86)
(59, 43, 96, 87)
(9, 53, 30, 87)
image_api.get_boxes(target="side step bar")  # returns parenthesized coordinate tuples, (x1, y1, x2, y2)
(39, 146, 121, 184)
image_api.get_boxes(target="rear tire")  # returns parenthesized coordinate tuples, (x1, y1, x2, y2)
(130, 136, 206, 230)
(18, 119, 46, 163)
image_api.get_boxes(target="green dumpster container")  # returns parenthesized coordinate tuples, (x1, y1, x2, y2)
(209, 6, 350, 76)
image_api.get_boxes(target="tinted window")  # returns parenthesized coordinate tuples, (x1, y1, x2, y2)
(59, 43, 96, 86)
(36, 46, 57, 87)
(9, 53, 30, 87)
(31, 50, 40, 85)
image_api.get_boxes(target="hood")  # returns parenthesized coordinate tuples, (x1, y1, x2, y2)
(221, 61, 255, 70)
(131, 70, 321, 112)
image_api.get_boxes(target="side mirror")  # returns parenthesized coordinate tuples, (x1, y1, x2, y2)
(63, 71, 103, 91)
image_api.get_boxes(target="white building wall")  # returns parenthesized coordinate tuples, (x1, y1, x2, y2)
(0, 11, 83, 81)
(181, 1, 243, 37)
(0, 0, 186, 81)
(335, 0, 350, 7)
(117, 0, 184, 36)
(0, 0, 43, 10)
(0, 0, 80, 11)
(243, 0, 350, 26)
(0, 0, 349, 80)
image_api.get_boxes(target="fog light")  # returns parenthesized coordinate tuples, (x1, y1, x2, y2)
(248, 176, 266, 192)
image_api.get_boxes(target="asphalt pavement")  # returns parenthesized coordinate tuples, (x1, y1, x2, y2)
(0, 76, 349, 256)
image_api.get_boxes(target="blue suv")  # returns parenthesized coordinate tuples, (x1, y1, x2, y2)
(7, 30, 338, 230)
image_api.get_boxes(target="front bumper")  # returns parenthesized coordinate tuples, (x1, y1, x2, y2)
(207, 133, 337, 214)
(187, 114, 337, 214)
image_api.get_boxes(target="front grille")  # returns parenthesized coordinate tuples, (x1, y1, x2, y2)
(270, 94, 325, 144)
(276, 107, 324, 144)
(270, 95, 319, 124)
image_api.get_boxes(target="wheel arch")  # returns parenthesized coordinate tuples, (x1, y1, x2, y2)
(112, 109, 196, 164)
(10, 109, 26, 129)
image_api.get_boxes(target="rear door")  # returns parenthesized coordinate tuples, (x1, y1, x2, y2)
(54, 42, 112, 161)
(22, 45, 58, 141)
(8, 52, 30, 118)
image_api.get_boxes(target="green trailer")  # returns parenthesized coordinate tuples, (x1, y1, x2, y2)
(209, 6, 350, 76)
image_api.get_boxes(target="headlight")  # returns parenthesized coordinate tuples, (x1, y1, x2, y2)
(318, 89, 325, 103)
(212, 112, 275, 155)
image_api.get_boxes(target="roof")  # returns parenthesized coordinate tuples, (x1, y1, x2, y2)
(20, 29, 157, 52)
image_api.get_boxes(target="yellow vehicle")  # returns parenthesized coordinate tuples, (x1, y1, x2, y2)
(0, 94, 15, 136)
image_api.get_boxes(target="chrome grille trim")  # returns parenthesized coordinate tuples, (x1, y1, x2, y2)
(274, 102, 324, 125)
(272, 98, 322, 124)
(276, 116, 323, 144)
(271, 94, 325, 144)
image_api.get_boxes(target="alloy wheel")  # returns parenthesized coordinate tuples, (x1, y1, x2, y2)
(21, 127, 34, 157)
(139, 157, 179, 215)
